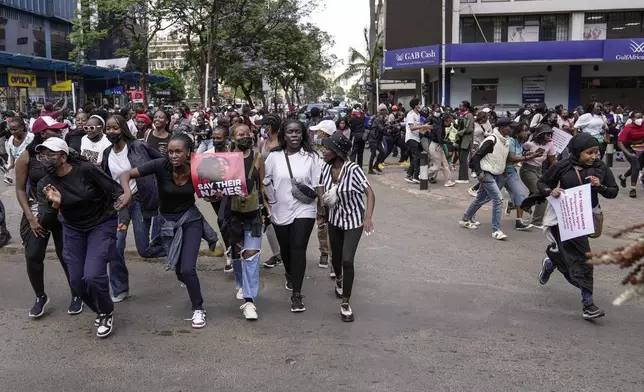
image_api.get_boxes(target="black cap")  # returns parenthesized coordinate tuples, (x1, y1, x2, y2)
(496, 117, 513, 127)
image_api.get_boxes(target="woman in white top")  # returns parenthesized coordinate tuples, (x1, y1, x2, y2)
(575, 102, 608, 157)
(264, 120, 321, 313)
(320, 131, 375, 322)
(80, 115, 112, 165)
(5, 117, 34, 185)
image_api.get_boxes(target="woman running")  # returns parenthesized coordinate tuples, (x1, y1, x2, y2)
(526, 133, 618, 320)
(320, 132, 375, 322)
(519, 124, 557, 229)
(617, 111, 644, 198)
(144, 110, 172, 156)
(227, 124, 265, 320)
(264, 120, 320, 312)
(101, 115, 166, 301)
(36, 137, 124, 337)
(119, 134, 209, 328)
(16, 116, 80, 318)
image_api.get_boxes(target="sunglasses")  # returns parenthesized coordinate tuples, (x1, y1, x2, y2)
(37, 151, 62, 161)
(83, 125, 103, 132)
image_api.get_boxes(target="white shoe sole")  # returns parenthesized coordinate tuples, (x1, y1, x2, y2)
(192, 322, 206, 329)
(67, 301, 84, 315)
(29, 297, 50, 318)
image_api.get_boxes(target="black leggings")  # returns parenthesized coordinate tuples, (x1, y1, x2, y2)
(20, 214, 75, 298)
(623, 150, 644, 186)
(368, 139, 385, 171)
(350, 135, 366, 168)
(211, 199, 231, 249)
(273, 218, 315, 294)
(328, 224, 363, 299)
(376, 135, 406, 165)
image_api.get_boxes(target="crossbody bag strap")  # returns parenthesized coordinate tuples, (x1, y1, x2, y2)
(283, 150, 294, 179)
(574, 166, 583, 185)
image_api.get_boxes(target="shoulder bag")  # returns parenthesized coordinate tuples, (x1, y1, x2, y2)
(284, 151, 317, 204)
(574, 167, 603, 238)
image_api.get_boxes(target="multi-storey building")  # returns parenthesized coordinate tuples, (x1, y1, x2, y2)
(149, 37, 187, 71)
(379, 0, 644, 110)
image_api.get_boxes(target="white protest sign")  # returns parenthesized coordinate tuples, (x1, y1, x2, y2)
(552, 127, 572, 154)
(546, 183, 594, 241)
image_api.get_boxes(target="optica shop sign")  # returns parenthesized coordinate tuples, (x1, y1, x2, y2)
(384, 45, 440, 69)
(603, 39, 644, 61)
(8, 73, 36, 88)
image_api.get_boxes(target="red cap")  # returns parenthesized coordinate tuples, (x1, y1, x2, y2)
(135, 113, 151, 126)
(31, 116, 68, 134)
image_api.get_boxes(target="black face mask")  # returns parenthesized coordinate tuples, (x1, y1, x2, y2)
(235, 137, 253, 151)
(41, 162, 58, 175)
(106, 133, 122, 144)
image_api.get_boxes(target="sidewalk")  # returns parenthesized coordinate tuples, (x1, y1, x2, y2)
(370, 159, 644, 240)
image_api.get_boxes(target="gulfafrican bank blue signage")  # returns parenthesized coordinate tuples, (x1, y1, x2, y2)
(603, 39, 644, 62)
(384, 45, 439, 69)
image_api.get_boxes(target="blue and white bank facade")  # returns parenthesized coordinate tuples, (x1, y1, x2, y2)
(380, 1, 644, 110)
(384, 38, 644, 110)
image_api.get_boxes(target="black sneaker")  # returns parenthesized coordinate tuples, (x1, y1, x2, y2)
(223, 264, 234, 273)
(29, 294, 49, 318)
(318, 254, 329, 268)
(515, 220, 532, 231)
(619, 174, 627, 188)
(341, 302, 354, 322)
(335, 277, 343, 298)
(285, 276, 293, 291)
(505, 200, 515, 215)
(582, 303, 605, 320)
(374, 166, 383, 173)
(263, 255, 282, 268)
(538, 257, 554, 285)
(67, 296, 84, 315)
(368, 170, 377, 175)
(290, 293, 305, 313)
(96, 313, 114, 338)
(405, 176, 415, 184)
(629, 189, 637, 198)
(94, 315, 100, 327)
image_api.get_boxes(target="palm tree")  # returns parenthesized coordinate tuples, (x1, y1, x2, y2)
(334, 28, 383, 106)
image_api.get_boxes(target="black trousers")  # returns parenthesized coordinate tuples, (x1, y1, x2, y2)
(623, 149, 644, 185)
(20, 214, 75, 298)
(350, 133, 366, 168)
(328, 224, 363, 299)
(211, 199, 231, 249)
(377, 135, 406, 165)
(273, 218, 315, 294)
(368, 139, 385, 172)
(405, 140, 421, 179)
(458, 148, 470, 181)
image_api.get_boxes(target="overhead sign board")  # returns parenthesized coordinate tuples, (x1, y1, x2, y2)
(603, 38, 644, 61)
(52, 80, 72, 92)
(8, 72, 36, 88)
(522, 76, 546, 104)
(384, 45, 440, 69)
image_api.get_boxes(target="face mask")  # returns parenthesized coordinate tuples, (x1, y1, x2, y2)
(106, 133, 122, 144)
(635, 119, 643, 126)
(213, 140, 226, 149)
(260, 128, 266, 138)
(41, 162, 57, 175)
(433, 112, 441, 117)
(235, 137, 253, 151)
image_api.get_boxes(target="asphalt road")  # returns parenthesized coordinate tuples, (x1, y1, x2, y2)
(1, 177, 643, 392)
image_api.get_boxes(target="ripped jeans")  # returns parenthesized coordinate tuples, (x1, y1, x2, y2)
(233, 229, 263, 300)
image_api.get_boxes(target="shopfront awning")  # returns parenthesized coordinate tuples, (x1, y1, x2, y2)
(0, 51, 170, 83)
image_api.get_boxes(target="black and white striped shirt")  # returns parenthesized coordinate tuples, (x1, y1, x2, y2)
(321, 161, 369, 230)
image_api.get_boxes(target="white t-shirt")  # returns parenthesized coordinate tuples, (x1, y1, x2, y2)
(108, 145, 137, 193)
(80, 134, 112, 165)
(575, 113, 606, 139)
(405, 110, 421, 143)
(6, 132, 34, 164)
(264, 149, 321, 226)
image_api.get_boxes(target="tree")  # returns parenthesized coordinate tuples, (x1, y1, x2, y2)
(346, 83, 362, 102)
(335, 28, 383, 112)
(148, 69, 186, 103)
(70, 0, 178, 96)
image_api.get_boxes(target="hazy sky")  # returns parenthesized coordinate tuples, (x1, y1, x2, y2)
(309, 0, 370, 76)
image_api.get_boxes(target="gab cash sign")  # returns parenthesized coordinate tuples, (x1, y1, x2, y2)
(384, 45, 440, 69)
(8, 73, 36, 88)
(191, 152, 248, 198)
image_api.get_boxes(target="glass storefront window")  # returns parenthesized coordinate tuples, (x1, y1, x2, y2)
(461, 14, 568, 43)
(584, 12, 643, 40)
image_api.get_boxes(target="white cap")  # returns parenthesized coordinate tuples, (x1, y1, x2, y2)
(309, 119, 336, 136)
(35, 137, 69, 155)
(481, 107, 491, 113)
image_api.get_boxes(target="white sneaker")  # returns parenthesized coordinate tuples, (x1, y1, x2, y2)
(110, 291, 131, 303)
(458, 220, 478, 230)
(444, 180, 456, 187)
(240, 302, 258, 320)
(471, 172, 477, 178)
(455, 180, 469, 184)
(492, 231, 508, 240)
(468, 187, 477, 197)
(190, 309, 206, 328)
(236, 287, 244, 300)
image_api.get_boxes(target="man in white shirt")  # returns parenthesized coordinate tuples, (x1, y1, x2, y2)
(405, 98, 432, 184)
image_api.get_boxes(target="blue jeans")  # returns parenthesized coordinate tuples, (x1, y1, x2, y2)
(462, 172, 504, 232)
(112, 200, 164, 296)
(233, 229, 262, 300)
(500, 170, 526, 207)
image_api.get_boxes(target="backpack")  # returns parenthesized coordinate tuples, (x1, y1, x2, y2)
(231, 154, 260, 214)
